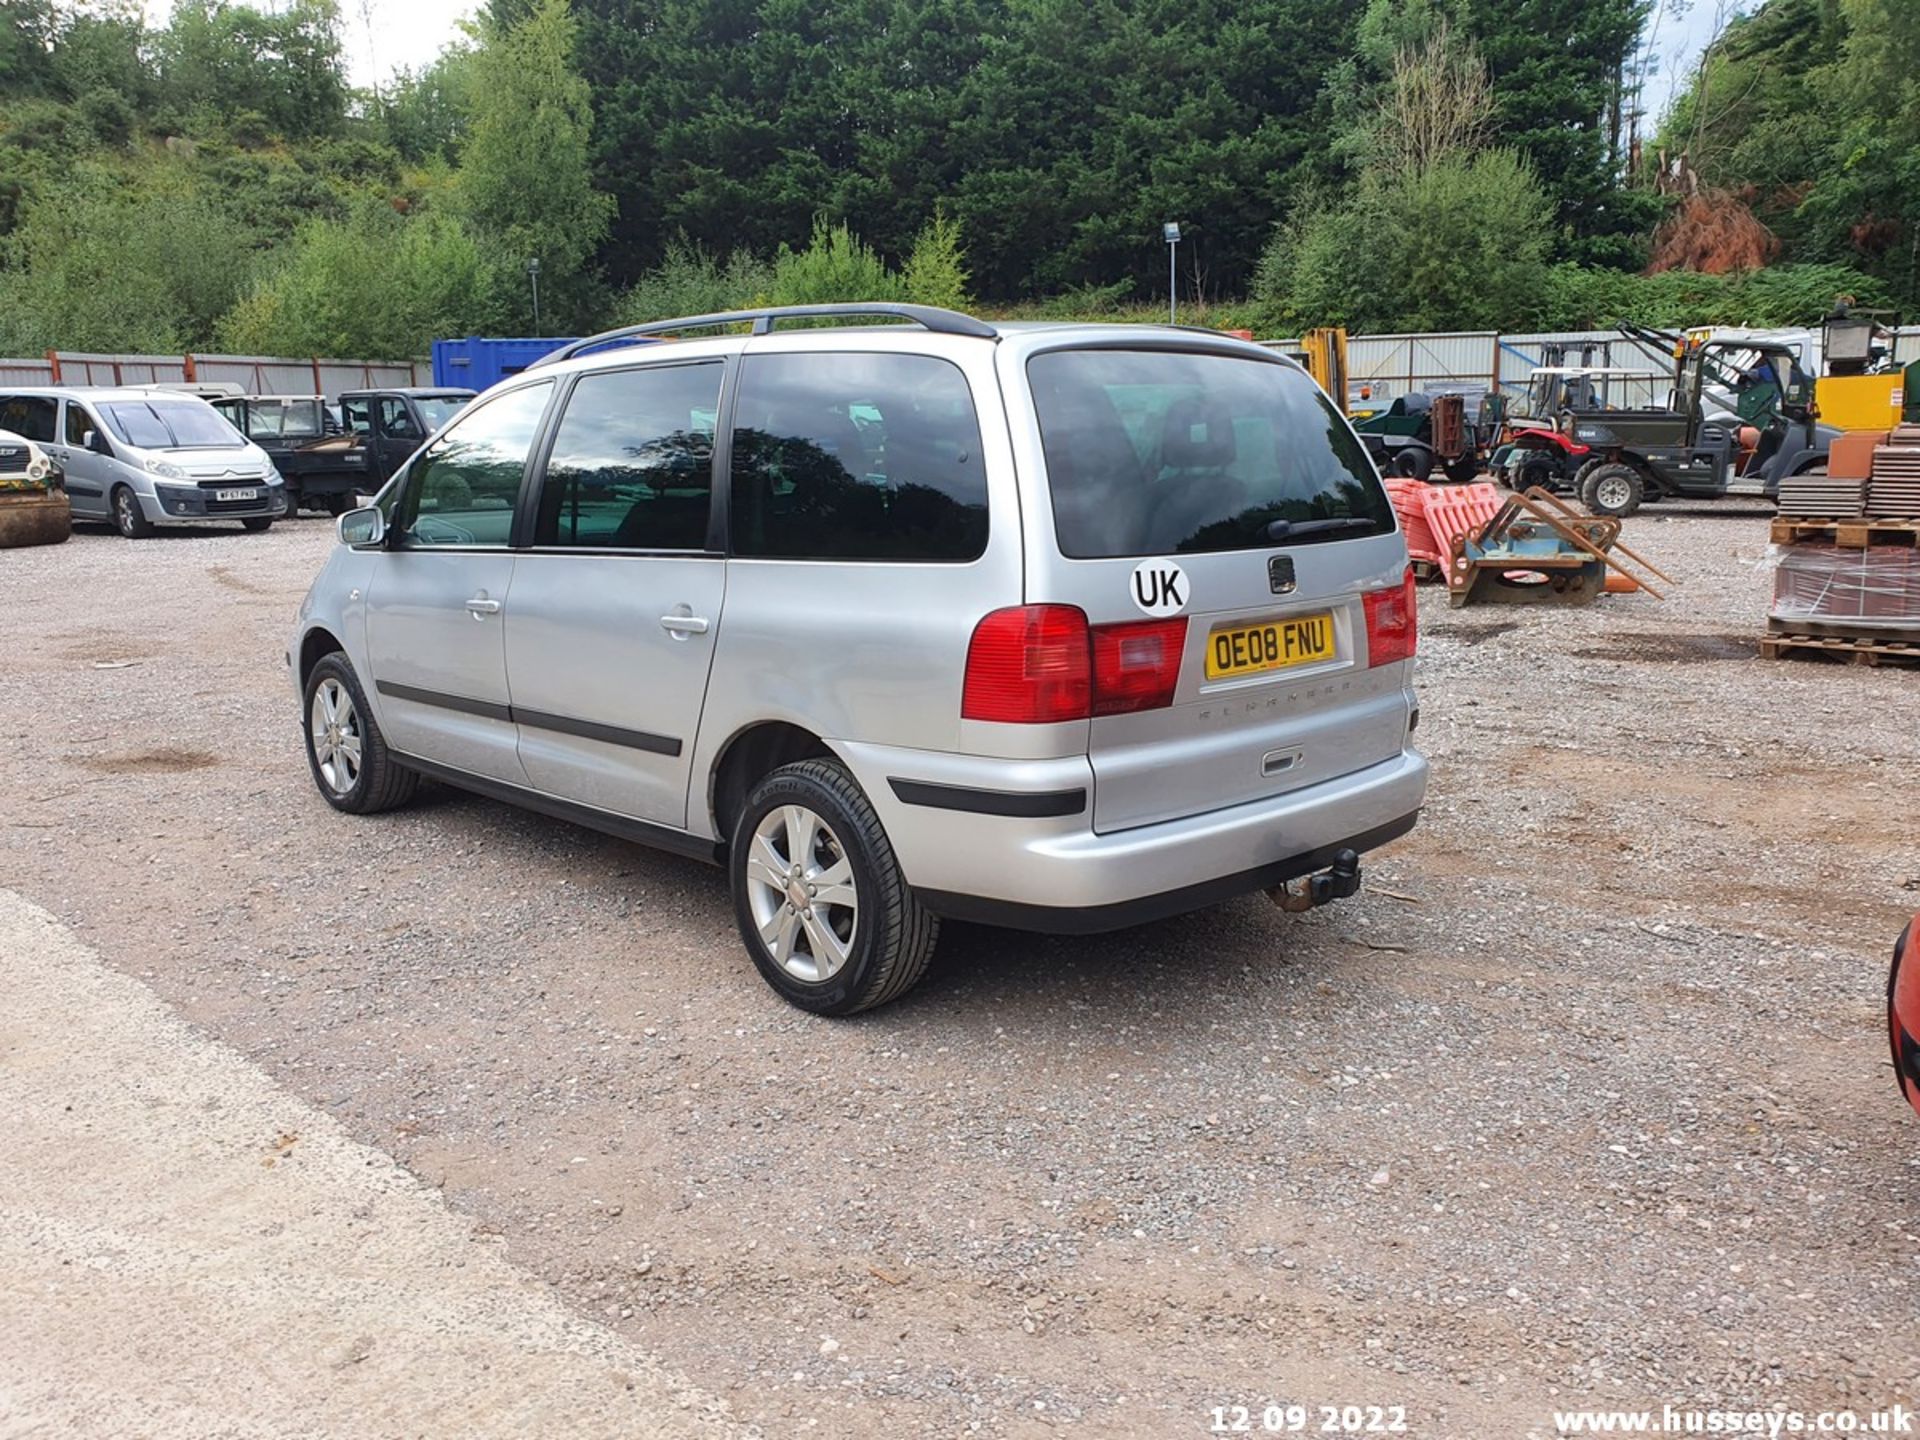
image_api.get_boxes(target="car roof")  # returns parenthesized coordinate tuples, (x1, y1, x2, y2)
(339, 387, 475, 398)
(0, 386, 224, 402)
(524, 305, 1291, 384)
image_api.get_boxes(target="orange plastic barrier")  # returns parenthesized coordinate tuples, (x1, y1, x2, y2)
(1383, 477, 1443, 567)
(1417, 482, 1505, 565)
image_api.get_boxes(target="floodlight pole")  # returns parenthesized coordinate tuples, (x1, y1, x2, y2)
(528, 257, 543, 336)
(1162, 222, 1182, 324)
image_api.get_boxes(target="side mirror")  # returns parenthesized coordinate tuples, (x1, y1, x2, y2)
(337, 505, 386, 547)
(83, 429, 112, 456)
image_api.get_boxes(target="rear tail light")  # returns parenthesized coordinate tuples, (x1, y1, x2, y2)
(962, 605, 1091, 723)
(1363, 565, 1418, 667)
(1090, 617, 1187, 715)
(963, 607, 1190, 722)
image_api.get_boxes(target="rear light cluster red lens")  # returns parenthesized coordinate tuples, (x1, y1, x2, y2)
(963, 606, 1188, 723)
(1362, 565, 1418, 667)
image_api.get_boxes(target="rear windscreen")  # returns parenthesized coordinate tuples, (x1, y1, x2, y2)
(1027, 349, 1394, 558)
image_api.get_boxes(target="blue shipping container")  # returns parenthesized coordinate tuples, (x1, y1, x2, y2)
(431, 336, 571, 391)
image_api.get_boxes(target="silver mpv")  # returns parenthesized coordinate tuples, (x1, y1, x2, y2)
(289, 304, 1428, 1014)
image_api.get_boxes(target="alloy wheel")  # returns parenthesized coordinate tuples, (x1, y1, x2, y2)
(744, 804, 859, 983)
(309, 677, 363, 794)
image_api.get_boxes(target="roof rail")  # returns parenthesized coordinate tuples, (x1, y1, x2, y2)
(535, 303, 997, 366)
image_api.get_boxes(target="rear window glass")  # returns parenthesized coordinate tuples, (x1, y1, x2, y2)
(1027, 350, 1393, 558)
(729, 353, 987, 562)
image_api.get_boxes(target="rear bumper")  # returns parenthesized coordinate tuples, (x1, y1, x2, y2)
(832, 741, 1428, 933)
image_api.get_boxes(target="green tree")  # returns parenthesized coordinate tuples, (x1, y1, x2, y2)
(0, 169, 256, 351)
(218, 203, 490, 358)
(765, 218, 902, 306)
(615, 236, 772, 323)
(455, 0, 613, 329)
(156, 0, 349, 138)
(901, 208, 971, 310)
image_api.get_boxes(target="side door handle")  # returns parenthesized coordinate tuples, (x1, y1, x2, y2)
(466, 593, 502, 617)
(659, 614, 710, 636)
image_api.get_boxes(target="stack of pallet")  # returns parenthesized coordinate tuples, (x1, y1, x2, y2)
(1868, 425, 1920, 519)
(1766, 429, 1920, 667)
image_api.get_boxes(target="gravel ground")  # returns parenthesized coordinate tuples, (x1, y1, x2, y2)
(2, 509, 1916, 1438)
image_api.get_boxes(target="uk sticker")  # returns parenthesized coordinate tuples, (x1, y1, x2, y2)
(1131, 558, 1188, 616)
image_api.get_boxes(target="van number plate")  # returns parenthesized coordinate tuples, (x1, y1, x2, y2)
(1205, 613, 1335, 681)
(215, 487, 259, 502)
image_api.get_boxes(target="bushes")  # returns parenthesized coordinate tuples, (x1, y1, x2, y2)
(218, 203, 490, 358)
(614, 238, 771, 324)
(1532, 261, 1894, 330)
(765, 219, 903, 307)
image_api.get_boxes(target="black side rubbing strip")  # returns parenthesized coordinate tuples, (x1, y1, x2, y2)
(513, 707, 682, 757)
(888, 779, 1086, 818)
(376, 680, 512, 723)
(376, 682, 681, 755)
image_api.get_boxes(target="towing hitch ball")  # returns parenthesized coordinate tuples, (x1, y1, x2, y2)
(1266, 849, 1362, 913)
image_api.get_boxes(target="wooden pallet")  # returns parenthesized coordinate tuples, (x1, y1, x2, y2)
(1770, 517, 1920, 547)
(1767, 615, 1920, 645)
(1759, 630, 1920, 667)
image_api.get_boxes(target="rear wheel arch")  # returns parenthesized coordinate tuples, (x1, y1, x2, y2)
(708, 721, 836, 848)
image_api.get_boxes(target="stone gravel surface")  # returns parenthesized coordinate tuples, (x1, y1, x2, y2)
(1, 508, 1915, 1438)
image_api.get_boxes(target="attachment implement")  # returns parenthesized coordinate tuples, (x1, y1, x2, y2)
(1444, 487, 1672, 607)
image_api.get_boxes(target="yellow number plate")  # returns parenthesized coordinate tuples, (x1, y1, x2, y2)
(1204, 613, 1335, 680)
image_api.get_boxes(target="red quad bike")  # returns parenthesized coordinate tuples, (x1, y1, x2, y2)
(1892, 915, 1920, 1120)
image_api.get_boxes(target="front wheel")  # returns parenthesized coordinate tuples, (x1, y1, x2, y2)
(242, 517, 274, 532)
(1581, 463, 1645, 518)
(112, 485, 155, 539)
(1443, 455, 1481, 485)
(730, 758, 938, 1016)
(302, 653, 418, 814)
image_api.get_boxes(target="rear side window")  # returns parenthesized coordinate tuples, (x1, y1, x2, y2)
(1027, 350, 1393, 558)
(729, 353, 987, 561)
(535, 361, 721, 550)
(0, 396, 57, 443)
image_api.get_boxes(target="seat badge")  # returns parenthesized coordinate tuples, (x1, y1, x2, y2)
(1268, 555, 1297, 594)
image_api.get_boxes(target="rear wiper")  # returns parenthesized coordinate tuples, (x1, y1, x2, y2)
(1266, 517, 1380, 543)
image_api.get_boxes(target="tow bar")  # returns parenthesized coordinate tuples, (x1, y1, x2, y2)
(1266, 849, 1362, 913)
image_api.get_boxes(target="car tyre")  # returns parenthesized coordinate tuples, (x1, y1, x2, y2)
(112, 485, 155, 539)
(243, 517, 274, 532)
(730, 758, 938, 1016)
(1393, 447, 1434, 482)
(1580, 462, 1645, 518)
(302, 652, 418, 814)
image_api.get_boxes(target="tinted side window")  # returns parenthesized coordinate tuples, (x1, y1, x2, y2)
(534, 362, 722, 550)
(392, 382, 552, 549)
(729, 353, 987, 562)
(0, 396, 58, 443)
(64, 402, 96, 445)
(380, 397, 422, 440)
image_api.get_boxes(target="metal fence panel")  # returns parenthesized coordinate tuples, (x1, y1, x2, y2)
(0, 358, 55, 386)
(51, 352, 191, 387)
(1345, 331, 1500, 401)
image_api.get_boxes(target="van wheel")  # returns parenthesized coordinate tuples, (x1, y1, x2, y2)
(112, 486, 154, 538)
(243, 517, 274, 532)
(302, 653, 418, 814)
(730, 758, 938, 1016)
(1580, 463, 1644, 518)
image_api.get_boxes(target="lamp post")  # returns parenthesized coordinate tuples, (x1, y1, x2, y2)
(527, 257, 543, 335)
(1162, 222, 1181, 325)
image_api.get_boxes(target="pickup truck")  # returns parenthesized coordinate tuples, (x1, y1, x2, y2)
(336, 388, 475, 491)
(211, 395, 367, 516)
